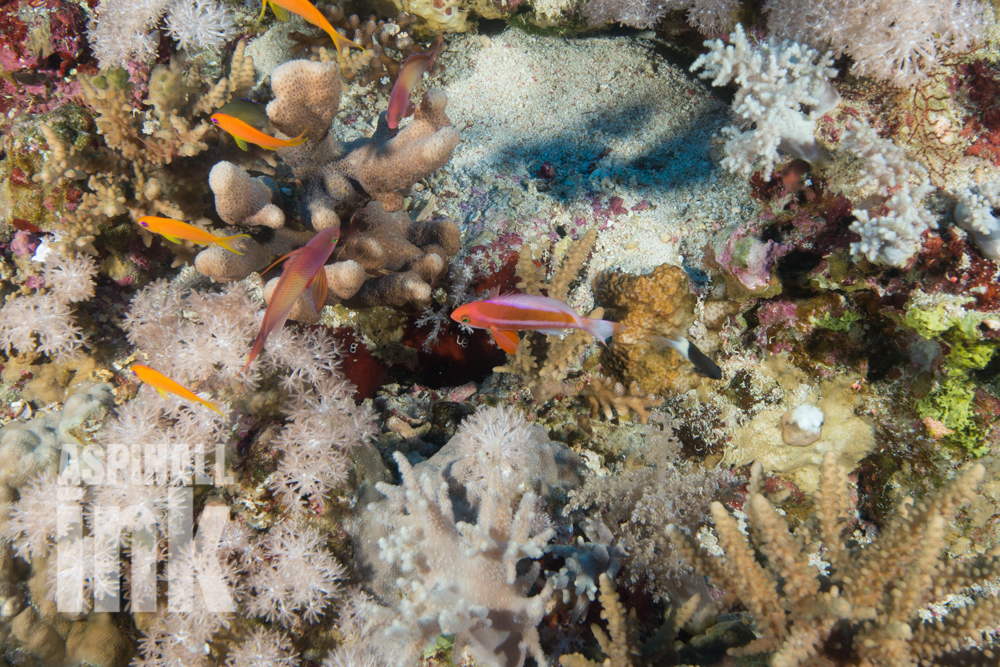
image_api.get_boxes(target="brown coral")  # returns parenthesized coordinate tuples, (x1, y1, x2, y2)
(322, 88, 461, 213)
(594, 265, 696, 395)
(194, 228, 315, 283)
(198, 57, 461, 313)
(33, 42, 258, 256)
(667, 452, 1000, 667)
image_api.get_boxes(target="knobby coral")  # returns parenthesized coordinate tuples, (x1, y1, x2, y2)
(199, 58, 462, 312)
(667, 452, 1000, 666)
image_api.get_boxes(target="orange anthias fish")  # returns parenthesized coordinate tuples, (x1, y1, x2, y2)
(450, 293, 621, 354)
(138, 216, 251, 254)
(387, 28, 443, 130)
(240, 227, 341, 374)
(210, 113, 307, 151)
(258, 0, 364, 62)
(132, 364, 225, 416)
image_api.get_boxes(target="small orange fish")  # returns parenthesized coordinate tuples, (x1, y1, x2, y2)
(138, 216, 251, 254)
(132, 365, 225, 416)
(387, 28, 443, 130)
(258, 0, 364, 63)
(210, 113, 307, 151)
(240, 227, 341, 375)
(450, 293, 620, 354)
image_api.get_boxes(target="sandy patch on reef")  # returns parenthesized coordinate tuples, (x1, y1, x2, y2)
(429, 28, 757, 307)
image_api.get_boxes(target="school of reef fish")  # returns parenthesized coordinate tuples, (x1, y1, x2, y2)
(3, 0, 1000, 665)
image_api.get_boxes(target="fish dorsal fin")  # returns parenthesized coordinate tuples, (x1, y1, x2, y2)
(234, 136, 249, 151)
(310, 267, 328, 312)
(260, 250, 297, 277)
(490, 327, 520, 354)
(489, 292, 581, 317)
(268, 0, 290, 21)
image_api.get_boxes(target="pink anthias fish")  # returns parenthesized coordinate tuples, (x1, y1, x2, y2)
(240, 227, 340, 375)
(451, 292, 621, 354)
(386, 28, 443, 130)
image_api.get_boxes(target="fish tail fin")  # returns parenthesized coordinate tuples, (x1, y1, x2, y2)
(239, 335, 265, 379)
(215, 234, 251, 255)
(649, 335, 681, 351)
(268, 0, 290, 21)
(256, 0, 267, 22)
(584, 317, 620, 346)
(203, 399, 226, 417)
(288, 131, 308, 147)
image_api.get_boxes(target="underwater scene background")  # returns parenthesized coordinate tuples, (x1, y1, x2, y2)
(1, 0, 1000, 665)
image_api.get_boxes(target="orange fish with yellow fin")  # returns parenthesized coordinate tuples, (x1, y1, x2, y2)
(210, 113, 307, 151)
(131, 365, 225, 416)
(138, 216, 251, 254)
(258, 0, 365, 63)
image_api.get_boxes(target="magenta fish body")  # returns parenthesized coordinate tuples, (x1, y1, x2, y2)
(242, 227, 340, 373)
(386, 30, 443, 129)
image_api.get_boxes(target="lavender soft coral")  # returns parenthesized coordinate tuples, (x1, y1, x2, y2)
(366, 451, 556, 667)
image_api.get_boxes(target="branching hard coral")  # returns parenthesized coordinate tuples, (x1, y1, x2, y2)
(365, 451, 556, 667)
(580, 377, 663, 425)
(841, 121, 935, 267)
(35, 43, 255, 257)
(955, 179, 1000, 260)
(690, 25, 840, 178)
(495, 229, 607, 401)
(667, 452, 1000, 666)
(565, 417, 719, 602)
(763, 0, 985, 86)
(89, 0, 236, 69)
(558, 573, 703, 667)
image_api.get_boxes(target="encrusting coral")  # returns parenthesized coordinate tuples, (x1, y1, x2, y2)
(198, 58, 462, 314)
(667, 452, 1000, 666)
(593, 264, 696, 396)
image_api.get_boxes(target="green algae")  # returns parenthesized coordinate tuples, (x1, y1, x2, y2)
(809, 310, 862, 332)
(902, 299, 999, 456)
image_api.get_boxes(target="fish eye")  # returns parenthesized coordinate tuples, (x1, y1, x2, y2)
(461, 317, 470, 323)
(139, 221, 148, 227)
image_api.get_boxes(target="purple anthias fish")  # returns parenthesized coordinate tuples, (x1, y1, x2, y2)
(240, 227, 340, 375)
(386, 28, 443, 130)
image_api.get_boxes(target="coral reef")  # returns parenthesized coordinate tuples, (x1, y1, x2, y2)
(32, 41, 256, 257)
(593, 264, 697, 396)
(198, 58, 461, 313)
(669, 453, 1000, 666)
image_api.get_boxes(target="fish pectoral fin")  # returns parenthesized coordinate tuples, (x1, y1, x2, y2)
(234, 136, 249, 151)
(268, 1, 290, 21)
(154, 387, 169, 399)
(310, 268, 328, 312)
(490, 327, 520, 354)
(162, 234, 182, 244)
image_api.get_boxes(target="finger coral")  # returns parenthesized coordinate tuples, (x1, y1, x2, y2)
(667, 452, 1000, 666)
(198, 57, 461, 313)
